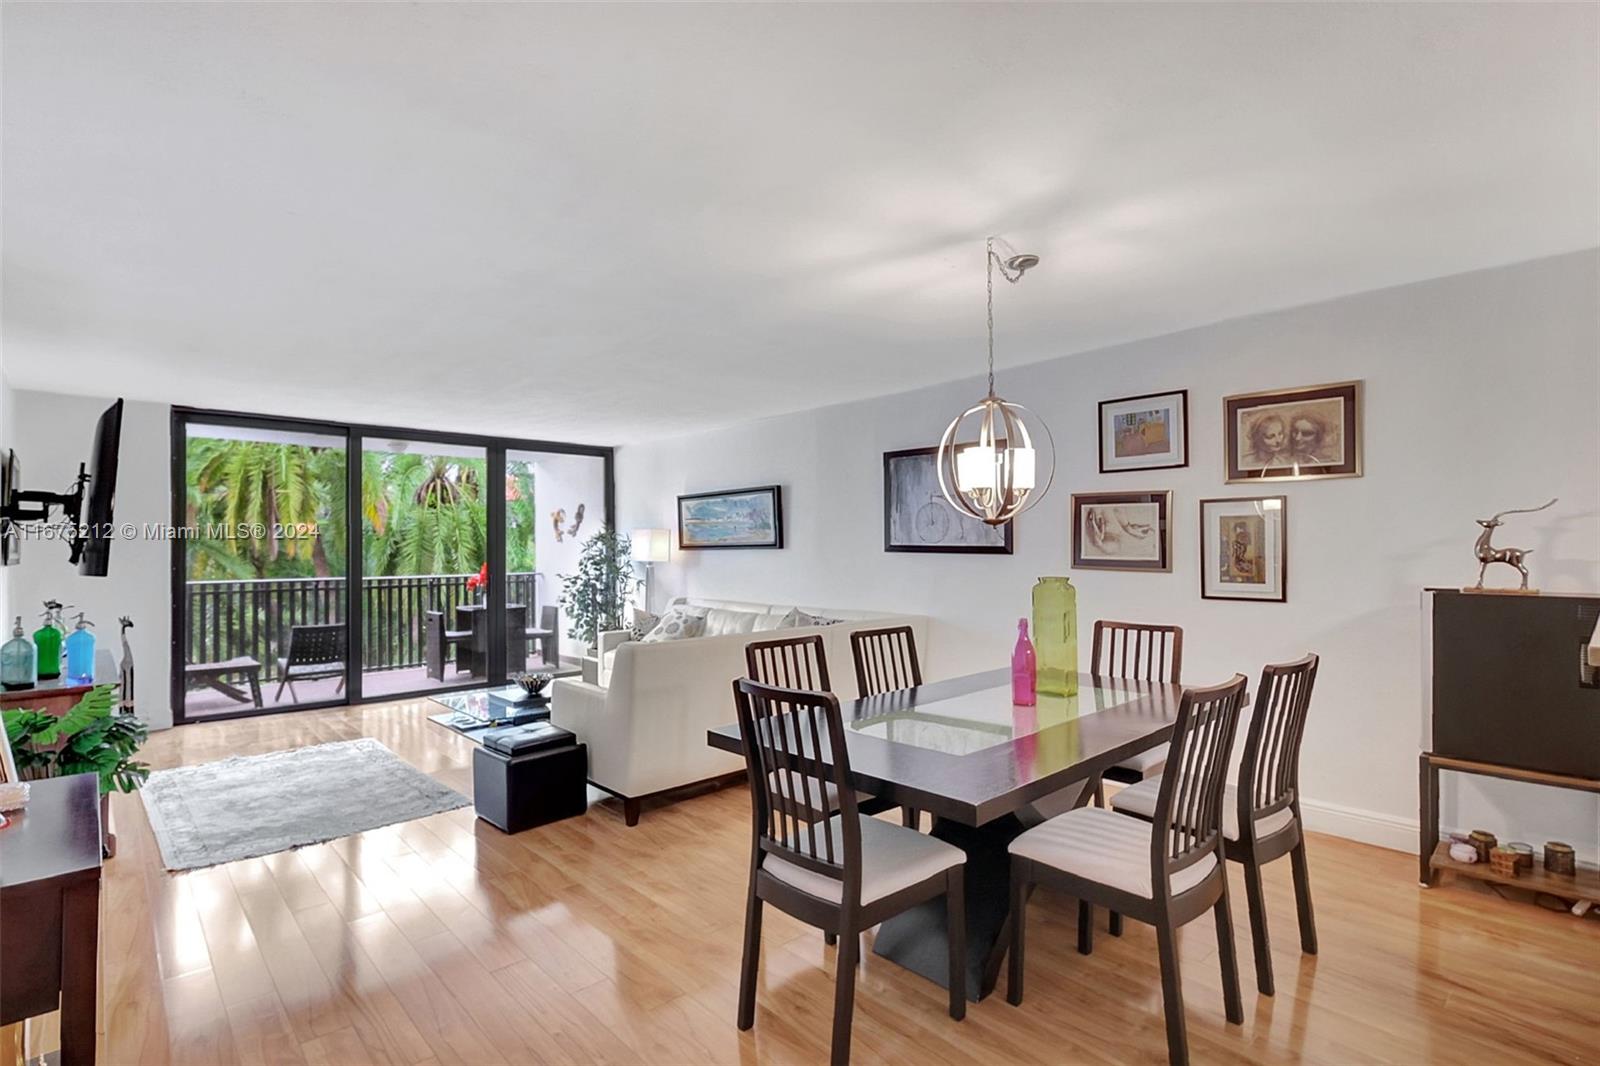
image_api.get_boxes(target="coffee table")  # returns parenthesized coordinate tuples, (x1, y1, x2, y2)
(427, 670, 580, 739)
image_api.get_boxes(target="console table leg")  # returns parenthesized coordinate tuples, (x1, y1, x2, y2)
(1418, 755, 1439, 887)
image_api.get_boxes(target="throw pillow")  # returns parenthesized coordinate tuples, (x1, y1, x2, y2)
(792, 609, 843, 627)
(754, 607, 803, 631)
(640, 605, 707, 643)
(627, 609, 661, 642)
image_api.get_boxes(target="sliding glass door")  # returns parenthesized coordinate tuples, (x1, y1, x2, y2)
(172, 409, 612, 723)
(178, 419, 350, 720)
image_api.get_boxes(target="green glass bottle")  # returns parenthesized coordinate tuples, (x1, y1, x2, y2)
(1032, 576, 1078, 697)
(34, 601, 64, 681)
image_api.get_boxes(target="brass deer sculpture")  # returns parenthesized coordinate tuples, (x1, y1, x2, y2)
(1473, 498, 1556, 590)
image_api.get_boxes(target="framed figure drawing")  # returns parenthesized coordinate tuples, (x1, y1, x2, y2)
(1200, 496, 1287, 602)
(1224, 380, 1361, 483)
(1071, 491, 1172, 572)
(677, 486, 783, 549)
(1099, 390, 1188, 473)
(884, 447, 1012, 553)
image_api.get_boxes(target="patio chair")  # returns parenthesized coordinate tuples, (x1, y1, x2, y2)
(424, 610, 472, 681)
(525, 605, 560, 668)
(275, 623, 347, 701)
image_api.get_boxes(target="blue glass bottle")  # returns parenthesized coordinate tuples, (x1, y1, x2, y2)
(65, 613, 96, 683)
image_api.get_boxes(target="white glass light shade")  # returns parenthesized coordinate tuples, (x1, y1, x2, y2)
(631, 528, 671, 564)
(937, 395, 1055, 525)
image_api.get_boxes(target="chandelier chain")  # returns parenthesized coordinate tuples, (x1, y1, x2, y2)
(985, 236, 1027, 397)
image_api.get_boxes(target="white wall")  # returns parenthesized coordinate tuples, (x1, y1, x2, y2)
(617, 251, 1600, 859)
(8, 391, 173, 727)
(525, 451, 609, 645)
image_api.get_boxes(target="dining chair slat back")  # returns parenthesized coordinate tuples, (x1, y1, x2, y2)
(850, 625, 922, 697)
(746, 634, 832, 692)
(1092, 620, 1184, 684)
(1153, 674, 1249, 881)
(733, 678, 862, 889)
(1241, 653, 1319, 826)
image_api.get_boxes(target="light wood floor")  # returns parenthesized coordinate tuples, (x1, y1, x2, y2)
(61, 698, 1600, 1064)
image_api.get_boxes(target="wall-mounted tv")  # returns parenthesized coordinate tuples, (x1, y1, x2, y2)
(0, 398, 124, 576)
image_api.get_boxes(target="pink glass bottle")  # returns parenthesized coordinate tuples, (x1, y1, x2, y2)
(1012, 618, 1037, 706)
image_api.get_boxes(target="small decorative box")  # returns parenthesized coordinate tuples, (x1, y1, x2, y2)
(1507, 842, 1535, 873)
(1489, 846, 1521, 878)
(1468, 829, 1498, 863)
(1544, 841, 1576, 877)
(1448, 842, 1479, 864)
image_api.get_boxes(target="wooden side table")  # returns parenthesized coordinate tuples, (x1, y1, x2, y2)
(0, 774, 103, 1065)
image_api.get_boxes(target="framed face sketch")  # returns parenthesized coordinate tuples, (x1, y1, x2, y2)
(1200, 496, 1287, 602)
(883, 447, 1013, 554)
(1224, 381, 1361, 483)
(1072, 491, 1172, 572)
(1099, 390, 1188, 473)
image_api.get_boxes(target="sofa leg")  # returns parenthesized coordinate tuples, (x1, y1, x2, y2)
(623, 797, 641, 827)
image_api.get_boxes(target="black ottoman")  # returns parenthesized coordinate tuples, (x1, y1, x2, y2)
(471, 739, 588, 833)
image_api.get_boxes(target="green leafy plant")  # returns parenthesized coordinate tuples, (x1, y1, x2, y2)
(559, 530, 636, 650)
(3, 684, 150, 795)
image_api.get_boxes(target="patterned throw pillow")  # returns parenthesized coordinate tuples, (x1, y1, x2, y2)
(639, 605, 707, 643)
(792, 609, 843, 628)
(627, 610, 660, 642)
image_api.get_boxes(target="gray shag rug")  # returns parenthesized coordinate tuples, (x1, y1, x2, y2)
(141, 738, 469, 871)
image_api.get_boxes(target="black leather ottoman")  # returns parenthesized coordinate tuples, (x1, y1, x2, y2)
(471, 740, 588, 833)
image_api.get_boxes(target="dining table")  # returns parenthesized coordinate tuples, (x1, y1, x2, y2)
(705, 667, 1185, 1001)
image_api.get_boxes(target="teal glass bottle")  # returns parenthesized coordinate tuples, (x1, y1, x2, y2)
(1031, 577, 1078, 697)
(1, 616, 37, 691)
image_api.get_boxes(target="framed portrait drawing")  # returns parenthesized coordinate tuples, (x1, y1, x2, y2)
(1098, 390, 1188, 473)
(1224, 380, 1361, 483)
(1071, 491, 1172, 572)
(677, 485, 783, 549)
(1200, 496, 1287, 602)
(883, 447, 1013, 554)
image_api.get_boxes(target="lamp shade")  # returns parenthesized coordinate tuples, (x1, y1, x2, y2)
(631, 528, 671, 564)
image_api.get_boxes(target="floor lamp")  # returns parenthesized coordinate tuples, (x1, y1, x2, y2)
(631, 528, 670, 614)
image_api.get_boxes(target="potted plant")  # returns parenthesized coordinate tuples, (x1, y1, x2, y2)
(3, 683, 150, 856)
(559, 529, 636, 653)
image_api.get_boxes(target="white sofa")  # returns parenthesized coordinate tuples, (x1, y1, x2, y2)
(551, 597, 929, 824)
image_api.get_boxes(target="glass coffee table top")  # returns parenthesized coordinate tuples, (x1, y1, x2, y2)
(427, 671, 579, 736)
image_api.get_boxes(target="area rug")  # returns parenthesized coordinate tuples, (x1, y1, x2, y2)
(140, 738, 469, 871)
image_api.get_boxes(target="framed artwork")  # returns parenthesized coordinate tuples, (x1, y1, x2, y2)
(1200, 496, 1287, 602)
(1224, 380, 1361, 483)
(677, 485, 783, 549)
(0, 722, 16, 785)
(1098, 390, 1188, 473)
(883, 447, 1013, 554)
(1071, 491, 1172, 572)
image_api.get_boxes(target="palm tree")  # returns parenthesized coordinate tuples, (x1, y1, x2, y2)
(187, 439, 334, 578)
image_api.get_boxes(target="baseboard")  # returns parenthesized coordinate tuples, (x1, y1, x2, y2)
(1298, 797, 1417, 854)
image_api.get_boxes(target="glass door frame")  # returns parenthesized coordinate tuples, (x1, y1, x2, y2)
(170, 406, 614, 724)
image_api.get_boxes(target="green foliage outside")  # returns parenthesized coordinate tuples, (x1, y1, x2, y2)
(3, 684, 150, 796)
(186, 438, 539, 580)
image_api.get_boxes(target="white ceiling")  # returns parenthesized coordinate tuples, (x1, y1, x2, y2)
(3, 3, 1595, 446)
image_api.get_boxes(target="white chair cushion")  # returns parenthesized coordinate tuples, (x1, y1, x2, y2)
(1009, 807, 1217, 899)
(763, 814, 965, 904)
(1109, 776, 1297, 842)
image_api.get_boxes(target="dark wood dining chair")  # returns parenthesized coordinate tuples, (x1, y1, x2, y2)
(732, 677, 967, 1066)
(1111, 653, 1320, 995)
(849, 626, 925, 829)
(1093, 619, 1184, 785)
(849, 625, 923, 696)
(746, 634, 903, 907)
(1007, 674, 1248, 1066)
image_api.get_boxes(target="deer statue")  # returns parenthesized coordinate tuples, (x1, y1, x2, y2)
(1473, 499, 1557, 590)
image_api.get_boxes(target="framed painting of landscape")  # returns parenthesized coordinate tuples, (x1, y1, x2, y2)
(1099, 389, 1188, 473)
(677, 485, 784, 550)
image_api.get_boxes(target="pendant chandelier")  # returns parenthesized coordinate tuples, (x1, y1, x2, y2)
(936, 237, 1056, 526)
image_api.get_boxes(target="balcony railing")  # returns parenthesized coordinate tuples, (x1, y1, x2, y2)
(186, 571, 543, 685)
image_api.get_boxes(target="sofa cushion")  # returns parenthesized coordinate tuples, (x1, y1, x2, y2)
(640, 605, 707, 643)
(793, 609, 843, 627)
(753, 607, 802, 632)
(703, 607, 762, 637)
